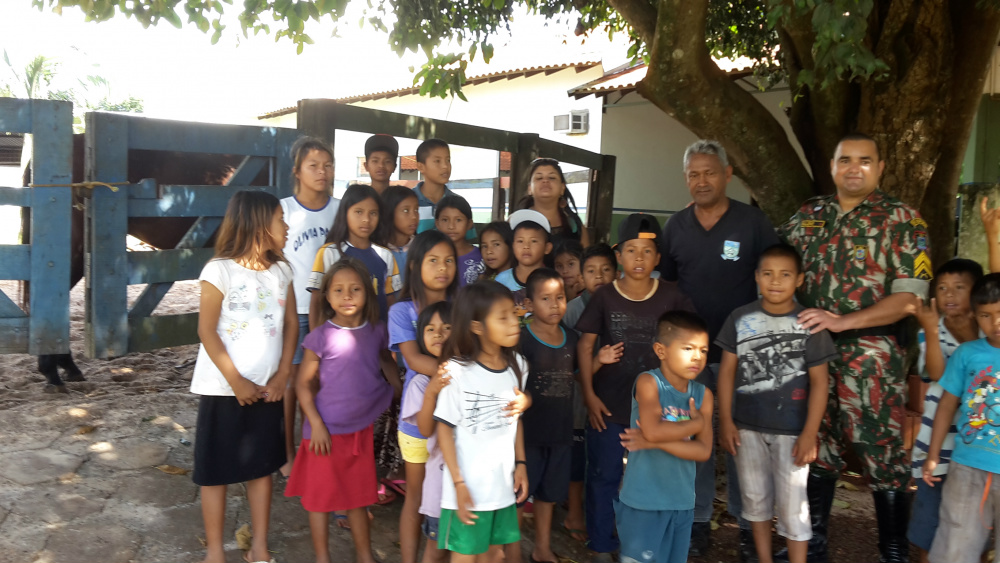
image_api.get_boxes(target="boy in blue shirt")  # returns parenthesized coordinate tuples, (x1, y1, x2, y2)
(923, 272, 1000, 562)
(615, 310, 714, 563)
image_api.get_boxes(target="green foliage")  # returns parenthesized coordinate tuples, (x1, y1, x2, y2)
(26, 0, 956, 98)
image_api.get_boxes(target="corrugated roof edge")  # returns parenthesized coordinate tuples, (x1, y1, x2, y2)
(567, 58, 757, 99)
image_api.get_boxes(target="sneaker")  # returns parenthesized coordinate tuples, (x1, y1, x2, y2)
(739, 528, 759, 563)
(689, 521, 711, 557)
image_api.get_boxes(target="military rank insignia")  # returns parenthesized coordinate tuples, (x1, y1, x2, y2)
(911, 217, 929, 229)
(915, 251, 932, 280)
(853, 244, 867, 261)
(801, 220, 825, 229)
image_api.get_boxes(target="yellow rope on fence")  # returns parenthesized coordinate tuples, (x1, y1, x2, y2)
(29, 181, 122, 192)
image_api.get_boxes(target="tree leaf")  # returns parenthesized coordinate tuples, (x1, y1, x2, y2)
(154, 464, 190, 475)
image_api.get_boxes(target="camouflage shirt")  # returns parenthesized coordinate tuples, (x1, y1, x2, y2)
(779, 189, 931, 314)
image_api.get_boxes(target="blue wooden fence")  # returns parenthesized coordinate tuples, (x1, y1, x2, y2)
(84, 112, 299, 358)
(0, 99, 73, 355)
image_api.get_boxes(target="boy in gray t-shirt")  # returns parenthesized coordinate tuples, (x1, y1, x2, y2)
(715, 244, 837, 563)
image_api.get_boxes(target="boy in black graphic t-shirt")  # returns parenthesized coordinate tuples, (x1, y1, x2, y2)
(518, 268, 579, 563)
(575, 214, 695, 556)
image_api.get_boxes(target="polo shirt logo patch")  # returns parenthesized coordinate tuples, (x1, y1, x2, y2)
(853, 244, 867, 261)
(722, 240, 741, 261)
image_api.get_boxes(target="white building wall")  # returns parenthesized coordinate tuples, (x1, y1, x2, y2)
(601, 86, 807, 215)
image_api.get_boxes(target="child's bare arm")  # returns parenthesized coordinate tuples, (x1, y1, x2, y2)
(379, 349, 403, 399)
(916, 300, 946, 381)
(295, 350, 331, 455)
(923, 391, 961, 486)
(438, 422, 477, 524)
(198, 281, 260, 406)
(794, 363, 829, 466)
(264, 283, 297, 402)
(717, 350, 740, 455)
(399, 340, 440, 377)
(417, 368, 451, 436)
(625, 389, 714, 461)
(981, 196, 1000, 273)
(579, 333, 612, 430)
(636, 372, 703, 443)
(513, 419, 529, 503)
(308, 290, 324, 331)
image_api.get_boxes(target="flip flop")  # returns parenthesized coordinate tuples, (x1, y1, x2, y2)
(375, 482, 397, 505)
(242, 552, 277, 563)
(380, 477, 407, 497)
(334, 509, 375, 530)
(561, 523, 587, 543)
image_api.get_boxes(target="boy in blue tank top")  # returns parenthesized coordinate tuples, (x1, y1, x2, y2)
(616, 311, 714, 563)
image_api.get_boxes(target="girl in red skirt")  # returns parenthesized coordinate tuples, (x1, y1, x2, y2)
(285, 257, 402, 563)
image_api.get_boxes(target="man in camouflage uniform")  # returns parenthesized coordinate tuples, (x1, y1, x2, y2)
(779, 133, 931, 563)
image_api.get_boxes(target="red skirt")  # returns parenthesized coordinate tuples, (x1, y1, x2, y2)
(284, 425, 378, 512)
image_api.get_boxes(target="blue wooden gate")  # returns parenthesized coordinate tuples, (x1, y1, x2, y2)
(83, 112, 298, 359)
(0, 99, 73, 355)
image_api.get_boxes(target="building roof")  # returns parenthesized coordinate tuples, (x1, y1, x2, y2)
(399, 151, 511, 172)
(568, 56, 756, 99)
(258, 59, 601, 119)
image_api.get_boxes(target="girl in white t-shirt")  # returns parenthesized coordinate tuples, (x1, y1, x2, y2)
(191, 190, 298, 563)
(434, 281, 531, 560)
(280, 136, 338, 478)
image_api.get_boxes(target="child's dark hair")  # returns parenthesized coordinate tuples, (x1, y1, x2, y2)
(378, 185, 419, 241)
(442, 281, 523, 384)
(553, 239, 583, 262)
(935, 258, 984, 283)
(416, 138, 449, 163)
(325, 183, 383, 247)
(399, 230, 459, 308)
(416, 301, 453, 357)
(319, 257, 380, 325)
(971, 273, 1000, 309)
(758, 243, 802, 273)
(214, 190, 286, 268)
(581, 243, 617, 271)
(290, 136, 334, 196)
(525, 267, 563, 300)
(656, 310, 709, 345)
(479, 221, 514, 276)
(514, 158, 583, 237)
(513, 220, 550, 244)
(434, 194, 473, 221)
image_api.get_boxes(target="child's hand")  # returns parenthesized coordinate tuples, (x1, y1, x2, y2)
(792, 431, 818, 466)
(922, 457, 942, 487)
(310, 425, 331, 456)
(429, 371, 452, 397)
(455, 482, 478, 525)
(262, 371, 288, 403)
(596, 342, 624, 367)
(585, 395, 612, 431)
(620, 424, 652, 452)
(514, 463, 530, 503)
(915, 298, 939, 331)
(720, 417, 740, 456)
(687, 397, 704, 432)
(504, 388, 531, 417)
(232, 377, 262, 406)
(982, 196, 1000, 241)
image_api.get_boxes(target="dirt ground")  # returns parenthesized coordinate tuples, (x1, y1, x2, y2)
(0, 281, 891, 563)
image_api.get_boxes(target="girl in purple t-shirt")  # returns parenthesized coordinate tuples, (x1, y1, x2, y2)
(285, 258, 402, 563)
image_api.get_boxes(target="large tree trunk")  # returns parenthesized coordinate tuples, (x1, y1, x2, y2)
(625, 0, 999, 268)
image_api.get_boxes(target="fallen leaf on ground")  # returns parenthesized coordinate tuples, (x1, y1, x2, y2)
(197, 536, 206, 547)
(154, 464, 190, 475)
(236, 523, 252, 551)
(832, 499, 851, 509)
(76, 425, 97, 434)
(836, 480, 859, 491)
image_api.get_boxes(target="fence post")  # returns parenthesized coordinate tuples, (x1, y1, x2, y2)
(297, 100, 337, 152)
(509, 133, 540, 214)
(27, 100, 73, 355)
(589, 154, 616, 244)
(84, 112, 129, 358)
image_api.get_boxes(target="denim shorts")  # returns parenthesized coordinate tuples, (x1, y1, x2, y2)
(422, 516, 439, 540)
(292, 314, 309, 365)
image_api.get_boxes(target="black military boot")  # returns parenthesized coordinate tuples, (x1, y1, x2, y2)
(57, 352, 85, 382)
(775, 474, 838, 563)
(873, 490, 911, 563)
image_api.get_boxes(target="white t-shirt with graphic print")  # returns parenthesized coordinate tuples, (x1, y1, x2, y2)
(434, 355, 528, 511)
(190, 259, 293, 396)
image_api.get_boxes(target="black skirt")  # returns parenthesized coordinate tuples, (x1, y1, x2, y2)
(192, 395, 286, 486)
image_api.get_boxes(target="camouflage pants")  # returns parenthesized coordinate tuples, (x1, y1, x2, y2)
(813, 336, 909, 491)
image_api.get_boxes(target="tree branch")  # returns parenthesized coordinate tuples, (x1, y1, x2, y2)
(604, 0, 658, 45)
(637, 0, 813, 222)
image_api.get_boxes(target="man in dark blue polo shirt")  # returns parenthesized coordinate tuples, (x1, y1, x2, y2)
(657, 139, 779, 562)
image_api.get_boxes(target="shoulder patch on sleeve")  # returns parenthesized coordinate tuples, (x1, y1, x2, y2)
(910, 217, 928, 228)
